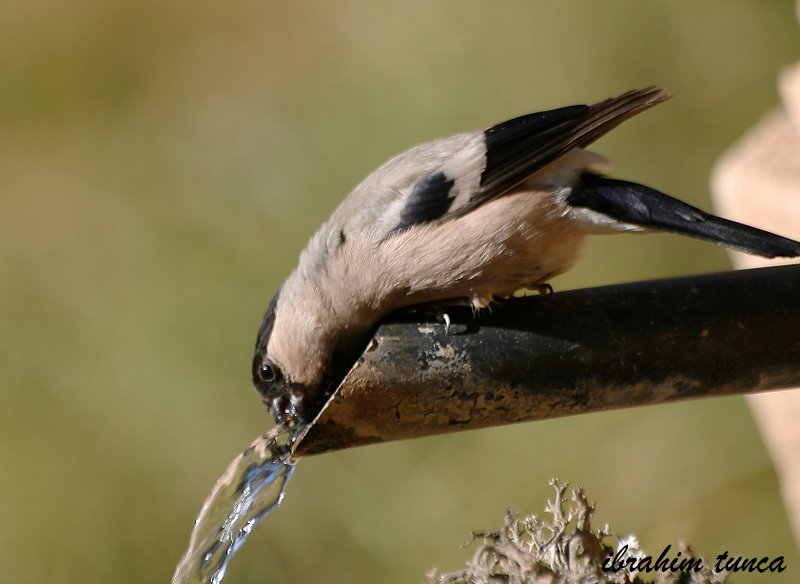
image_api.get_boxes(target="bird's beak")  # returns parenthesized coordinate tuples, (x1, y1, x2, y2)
(265, 385, 321, 427)
(263, 393, 296, 426)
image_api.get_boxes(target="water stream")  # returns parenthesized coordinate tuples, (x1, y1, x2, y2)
(172, 424, 303, 584)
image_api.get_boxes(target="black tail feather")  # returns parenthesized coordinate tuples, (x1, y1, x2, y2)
(568, 174, 800, 259)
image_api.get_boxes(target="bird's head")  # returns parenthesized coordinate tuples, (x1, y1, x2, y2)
(251, 283, 332, 425)
(251, 266, 378, 426)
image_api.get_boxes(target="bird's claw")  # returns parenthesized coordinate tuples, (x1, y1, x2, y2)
(441, 311, 451, 335)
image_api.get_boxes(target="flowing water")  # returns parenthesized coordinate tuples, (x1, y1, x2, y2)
(172, 424, 304, 584)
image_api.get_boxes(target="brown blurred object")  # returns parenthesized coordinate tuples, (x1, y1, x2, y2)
(710, 2, 800, 547)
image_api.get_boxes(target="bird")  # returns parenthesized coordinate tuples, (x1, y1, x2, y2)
(252, 87, 800, 425)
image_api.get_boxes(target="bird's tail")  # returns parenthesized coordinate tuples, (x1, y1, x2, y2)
(568, 174, 800, 258)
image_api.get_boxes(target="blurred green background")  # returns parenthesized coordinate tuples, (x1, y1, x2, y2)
(2, 1, 799, 582)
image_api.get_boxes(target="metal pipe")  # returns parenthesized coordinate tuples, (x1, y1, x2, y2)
(294, 265, 800, 456)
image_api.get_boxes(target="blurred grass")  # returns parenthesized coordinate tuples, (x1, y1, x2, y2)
(2, 1, 799, 583)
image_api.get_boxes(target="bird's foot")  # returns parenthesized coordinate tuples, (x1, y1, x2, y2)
(470, 292, 496, 313)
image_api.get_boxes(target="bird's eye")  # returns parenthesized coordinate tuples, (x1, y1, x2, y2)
(258, 361, 279, 383)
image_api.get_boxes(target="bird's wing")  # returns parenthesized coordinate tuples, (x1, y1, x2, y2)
(389, 87, 670, 232)
(464, 86, 670, 215)
(329, 87, 669, 242)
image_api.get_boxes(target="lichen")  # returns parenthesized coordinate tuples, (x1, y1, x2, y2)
(428, 479, 727, 584)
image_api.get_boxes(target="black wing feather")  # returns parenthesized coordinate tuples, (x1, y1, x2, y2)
(394, 171, 455, 232)
(454, 86, 670, 217)
(481, 105, 589, 195)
